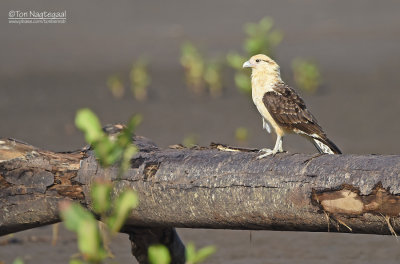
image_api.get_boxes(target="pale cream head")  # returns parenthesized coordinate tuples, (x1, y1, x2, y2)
(243, 54, 283, 91)
(243, 54, 280, 75)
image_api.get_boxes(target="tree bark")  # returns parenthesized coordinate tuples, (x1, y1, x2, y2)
(0, 137, 185, 264)
(2, 136, 400, 239)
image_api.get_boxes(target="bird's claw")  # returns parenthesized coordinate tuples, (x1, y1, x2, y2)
(257, 148, 285, 159)
(258, 148, 273, 153)
(257, 148, 276, 159)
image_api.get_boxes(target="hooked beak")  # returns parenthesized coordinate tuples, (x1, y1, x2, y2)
(242, 60, 253, 68)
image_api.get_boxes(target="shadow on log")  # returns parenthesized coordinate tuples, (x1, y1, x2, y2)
(1, 136, 400, 260)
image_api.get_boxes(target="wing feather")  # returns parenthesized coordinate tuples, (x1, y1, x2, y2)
(262, 83, 325, 137)
(262, 83, 342, 154)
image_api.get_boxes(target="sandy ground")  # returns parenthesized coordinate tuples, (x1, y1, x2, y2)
(1, 0, 400, 263)
(2, 226, 400, 264)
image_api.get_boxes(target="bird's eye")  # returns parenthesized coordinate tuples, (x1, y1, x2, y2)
(255, 59, 260, 63)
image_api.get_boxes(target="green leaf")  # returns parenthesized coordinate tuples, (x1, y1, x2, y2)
(77, 220, 107, 262)
(244, 23, 258, 36)
(291, 58, 322, 94)
(95, 139, 121, 167)
(234, 73, 251, 95)
(116, 115, 140, 158)
(107, 74, 125, 99)
(119, 145, 138, 176)
(244, 38, 264, 55)
(185, 242, 196, 262)
(269, 30, 283, 46)
(182, 134, 198, 148)
(148, 244, 171, 264)
(69, 259, 84, 264)
(180, 41, 206, 92)
(235, 127, 249, 142)
(186, 242, 216, 264)
(181, 42, 195, 55)
(259, 17, 273, 32)
(91, 182, 112, 214)
(75, 108, 104, 144)
(192, 246, 216, 263)
(130, 59, 151, 101)
(108, 190, 138, 232)
(75, 108, 138, 168)
(59, 201, 106, 262)
(226, 53, 246, 69)
(60, 202, 96, 232)
(243, 16, 283, 57)
(12, 257, 24, 264)
(125, 114, 142, 136)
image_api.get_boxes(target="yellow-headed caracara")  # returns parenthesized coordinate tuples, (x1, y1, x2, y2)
(243, 54, 341, 158)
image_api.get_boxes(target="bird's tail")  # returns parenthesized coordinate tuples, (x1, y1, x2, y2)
(311, 137, 342, 154)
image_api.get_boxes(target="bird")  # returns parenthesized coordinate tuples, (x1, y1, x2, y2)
(243, 54, 341, 158)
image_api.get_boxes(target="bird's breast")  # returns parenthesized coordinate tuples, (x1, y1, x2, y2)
(252, 90, 285, 137)
(250, 72, 285, 136)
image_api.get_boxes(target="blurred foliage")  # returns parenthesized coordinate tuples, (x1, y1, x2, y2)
(61, 109, 140, 263)
(227, 17, 283, 95)
(130, 58, 151, 101)
(182, 133, 198, 148)
(90, 183, 139, 234)
(60, 186, 138, 263)
(148, 243, 216, 264)
(105, 18, 322, 103)
(226, 53, 249, 94)
(148, 245, 171, 264)
(60, 201, 107, 263)
(72, 109, 215, 264)
(75, 108, 141, 175)
(91, 181, 113, 215)
(12, 258, 24, 264)
(107, 75, 125, 99)
(185, 242, 216, 264)
(292, 58, 322, 94)
(69, 260, 85, 264)
(106, 189, 139, 233)
(243, 17, 283, 57)
(180, 42, 206, 95)
(235, 127, 249, 143)
(204, 60, 223, 98)
(180, 42, 224, 98)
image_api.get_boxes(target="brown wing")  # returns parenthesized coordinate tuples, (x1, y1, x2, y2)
(263, 83, 342, 154)
(262, 83, 326, 138)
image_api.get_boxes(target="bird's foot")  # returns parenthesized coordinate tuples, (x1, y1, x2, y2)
(257, 148, 285, 159)
(259, 148, 273, 153)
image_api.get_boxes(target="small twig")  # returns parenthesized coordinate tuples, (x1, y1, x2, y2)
(51, 223, 59, 246)
(210, 142, 259, 152)
(336, 218, 353, 232)
(324, 211, 330, 232)
(382, 214, 398, 239)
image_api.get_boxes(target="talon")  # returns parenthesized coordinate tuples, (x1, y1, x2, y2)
(257, 150, 274, 159)
(257, 149, 285, 159)
(259, 148, 273, 153)
(257, 153, 270, 159)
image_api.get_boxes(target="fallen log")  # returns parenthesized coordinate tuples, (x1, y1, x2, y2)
(0, 136, 186, 264)
(1, 136, 400, 239)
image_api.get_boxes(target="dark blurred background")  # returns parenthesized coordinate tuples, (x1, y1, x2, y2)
(1, 0, 400, 263)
